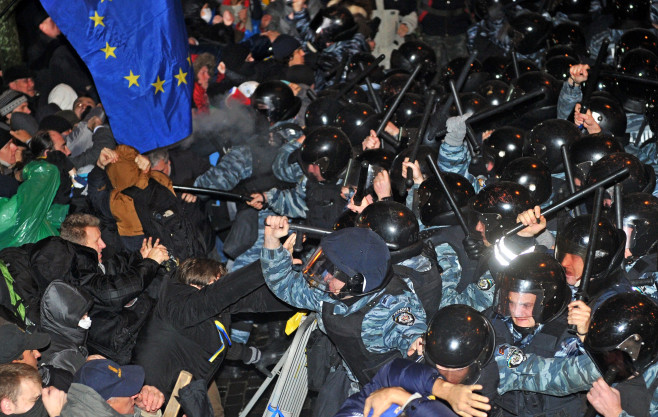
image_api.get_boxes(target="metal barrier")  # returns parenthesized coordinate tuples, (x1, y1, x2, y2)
(238, 313, 318, 417)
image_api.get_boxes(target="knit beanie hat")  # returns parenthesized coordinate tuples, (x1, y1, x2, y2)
(0, 90, 28, 117)
(48, 83, 78, 111)
(39, 114, 73, 133)
(10, 112, 39, 136)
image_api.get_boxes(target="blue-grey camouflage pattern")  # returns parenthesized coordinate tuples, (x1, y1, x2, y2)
(260, 245, 427, 356)
(193, 145, 253, 190)
(434, 242, 496, 311)
(495, 347, 601, 396)
(438, 142, 488, 193)
(496, 346, 658, 416)
(264, 176, 309, 219)
(272, 139, 304, 183)
(293, 9, 370, 90)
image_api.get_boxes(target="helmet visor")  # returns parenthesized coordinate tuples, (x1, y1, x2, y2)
(494, 283, 545, 327)
(302, 247, 356, 295)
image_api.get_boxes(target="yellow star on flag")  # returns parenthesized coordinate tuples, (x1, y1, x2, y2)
(101, 0, 113, 2)
(124, 70, 140, 87)
(151, 76, 166, 95)
(174, 68, 188, 86)
(90, 11, 105, 27)
(101, 42, 116, 59)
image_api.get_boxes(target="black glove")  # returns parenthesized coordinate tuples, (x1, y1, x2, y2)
(463, 235, 486, 260)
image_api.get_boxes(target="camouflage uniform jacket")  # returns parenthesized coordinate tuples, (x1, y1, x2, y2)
(260, 245, 427, 356)
(495, 349, 658, 417)
(193, 144, 252, 191)
(272, 139, 304, 183)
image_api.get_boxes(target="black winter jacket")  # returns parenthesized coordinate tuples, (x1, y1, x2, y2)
(133, 261, 269, 397)
(7, 236, 160, 364)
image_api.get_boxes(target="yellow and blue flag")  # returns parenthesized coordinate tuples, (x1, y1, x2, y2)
(40, 0, 193, 153)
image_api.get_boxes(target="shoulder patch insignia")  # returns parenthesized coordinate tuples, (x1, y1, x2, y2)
(393, 307, 416, 326)
(506, 346, 526, 368)
(477, 278, 494, 291)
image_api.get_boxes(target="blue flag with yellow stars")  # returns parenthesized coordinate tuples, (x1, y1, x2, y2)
(40, 0, 193, 153)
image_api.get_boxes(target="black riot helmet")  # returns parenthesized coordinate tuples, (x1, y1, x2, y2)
(469, 181, 535, 243)
(615, 193, 658, 259)
(343, 52, 386, 84)
(334, 102, 379, 147)
(251, 80, 301, 123)
(303, 227, 392, 299)
(390, 40, 438, 84)
(646, 90, 658, 134)
(324, 83, 368, 105)
(299, 126, 353, 182)
(305, 95, 344, 131)
(482, 126, 527, 177)
(417, 172, 476, 227)
(544, 55, 579, 82)
(385, 93, 425, 127)
(618, 48, 658, 114)
(482, 55, 509, 81)
(586, 153, 653, 196)
(526, 119, 580, 173)
(616, 29, 658, 61)
(568, 133, 624, 174)
(494, 252, 571, 326)
(307, 6, 358, 52)
(554, 215, 626, 292)
(500, 157, 552, 205)
(448, 92, 490, 117)
(545, 45, 580, 61)
(548, 22, 587, 49)
(554, 0, 591, 21)
(424, 305, 495, 384)
(479, 80, 522, 107)
(587, 94, 628, 144)
(379, 72, 424, 103)
(502, 59, 539, 83)
(585, 292, 658, 383)
(612, 0, 651, 29)
(509, 12, 551, 55)
(439, 57, 487, 93)
(511, 71, 561, 111)
(355, 200, 424, 262)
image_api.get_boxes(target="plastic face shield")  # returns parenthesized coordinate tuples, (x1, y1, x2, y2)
(587, 333, 644, 383)
(494, 281, 545, 327)
(302, 247, 354, 294)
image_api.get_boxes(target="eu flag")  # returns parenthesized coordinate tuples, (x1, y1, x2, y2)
(40, 0, 193, 153)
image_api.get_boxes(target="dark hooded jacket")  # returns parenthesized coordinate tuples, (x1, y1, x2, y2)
(39, 280, 93, 374)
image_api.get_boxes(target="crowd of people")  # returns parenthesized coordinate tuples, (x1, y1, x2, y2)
(1, 0, 658, 416)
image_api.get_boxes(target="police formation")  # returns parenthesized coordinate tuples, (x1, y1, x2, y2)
(5, 0, 658, 417)
(190, 1, 658, 415)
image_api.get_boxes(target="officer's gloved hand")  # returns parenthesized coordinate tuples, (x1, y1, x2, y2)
(444, 113, 472, 147)
(463, 234, 485, 260)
